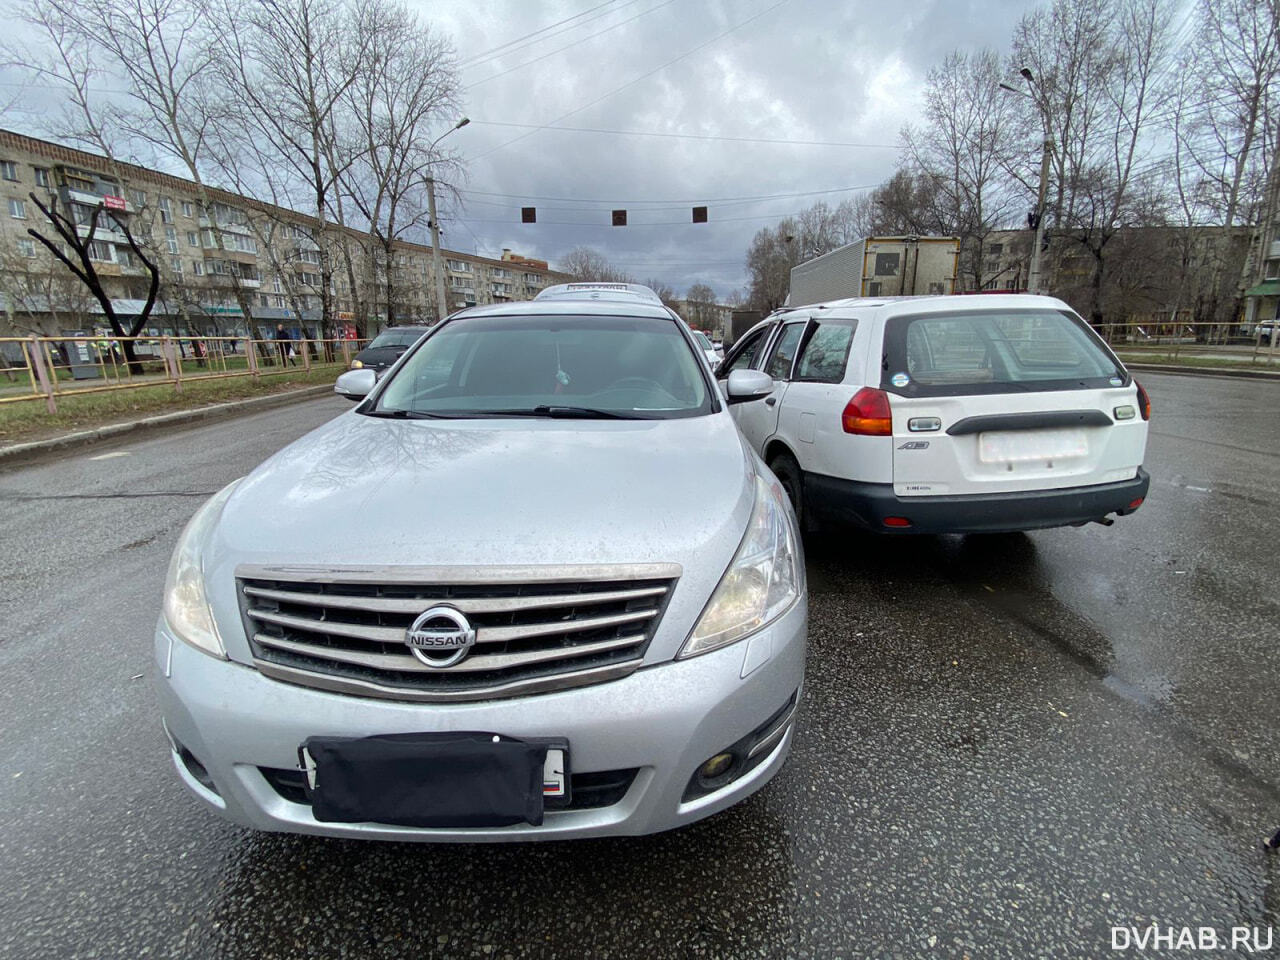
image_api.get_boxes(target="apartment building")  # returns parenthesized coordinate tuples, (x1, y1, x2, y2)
(0, 129, 569, 339)
(966, 225, 1253, 328)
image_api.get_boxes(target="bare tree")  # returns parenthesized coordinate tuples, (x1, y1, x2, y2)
(25, 193, 160, 370)
(63, 0, 260, 330)
(341, 0, 460, 334)
(683, 282, 718, 330)
(1011, 0, 1175, 325)
(558, 247, 634, 283)
(901, 49, 1025, 289)
(216, 0, 369, 336)
(1176, 0, 1280, 325)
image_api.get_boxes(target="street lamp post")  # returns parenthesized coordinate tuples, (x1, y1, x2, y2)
(426, 117, 469, 323)
(1000, 71, 1053, 295)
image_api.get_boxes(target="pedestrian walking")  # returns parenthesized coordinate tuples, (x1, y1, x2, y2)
(275, 323, 290, 367)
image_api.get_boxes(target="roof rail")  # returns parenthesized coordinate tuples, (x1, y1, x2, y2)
(534, 282, 664, 305)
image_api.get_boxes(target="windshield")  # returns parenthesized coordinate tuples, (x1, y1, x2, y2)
(372, 314, 714, 419)
(692, 331, 713, 350)
(882, 309, 1126, 396)
(367, 329, 427, 349)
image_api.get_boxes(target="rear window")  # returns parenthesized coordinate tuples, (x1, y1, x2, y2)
(368, 329, 426, 349)
(881, 309, 1125, 397)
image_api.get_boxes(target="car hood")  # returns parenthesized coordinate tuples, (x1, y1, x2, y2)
(203, 410, 758, 659)
(352, 346, 405, 368)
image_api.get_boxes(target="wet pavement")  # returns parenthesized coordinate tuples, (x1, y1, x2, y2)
(1, 372, 1277, 958)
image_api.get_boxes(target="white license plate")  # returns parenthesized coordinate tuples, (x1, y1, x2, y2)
(979, 428, 1088, 463)
(543, 748, 567, 797)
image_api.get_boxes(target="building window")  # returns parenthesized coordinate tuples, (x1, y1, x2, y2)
(272, 276, 281, 293)
(447, 258, 469, 272)
(165, 226, 178, 253)
(159, 196, 172, 223)
(181, 201, 194, 218)
(8, 198, 26, 219)
(193, 260, 204, 276)
(129, 188, 147, 206)
(88, 240, 113, 262)
(986, 243, 1003, 257)
(258, 294, 269, 307)
(187, 230, 199, 247)
(17, 238, 35, 258)
(171, 256, 183, 276)
(0, 160, 17, 181)
(33, 167, 50, 188)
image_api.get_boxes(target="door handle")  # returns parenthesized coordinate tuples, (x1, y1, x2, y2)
(765, 396, 777, 406)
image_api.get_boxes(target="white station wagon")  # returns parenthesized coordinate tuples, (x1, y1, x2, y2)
(716, 295, 1151, 534)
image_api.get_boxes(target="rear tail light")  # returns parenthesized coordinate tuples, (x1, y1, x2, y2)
(883, 516, 912, 528)
(842, 387, 893, 435)
(1134, 380, 1151, 421)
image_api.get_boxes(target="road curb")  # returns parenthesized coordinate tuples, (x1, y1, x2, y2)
(0, 383, 335, 467)
(1124, 362, 1280, 382)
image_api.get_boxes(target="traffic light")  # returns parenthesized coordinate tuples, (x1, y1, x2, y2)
(521, 207, 536, 223)
(611, 209, 627, 226)
(692, 206, 708, 223)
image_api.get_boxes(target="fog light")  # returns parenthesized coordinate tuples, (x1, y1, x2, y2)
(1128, 497, 1144, 509)
(699, 753, 735, 781)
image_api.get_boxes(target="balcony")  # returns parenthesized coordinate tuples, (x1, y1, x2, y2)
(64, 188, 134, 214)
(1269, 240, 1280, 259)
(199, 216, 252, 237)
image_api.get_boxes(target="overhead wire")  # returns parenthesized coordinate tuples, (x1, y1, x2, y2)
(467, 0, 792, 161)
(458, 0, 629, 69)
(466, 0, 679, 90)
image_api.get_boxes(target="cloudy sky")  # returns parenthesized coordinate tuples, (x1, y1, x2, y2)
(1, 0, 1045, 300)
(415, 0, 1043, 298)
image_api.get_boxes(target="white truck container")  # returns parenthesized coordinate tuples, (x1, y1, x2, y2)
(788, 236, 960, 306)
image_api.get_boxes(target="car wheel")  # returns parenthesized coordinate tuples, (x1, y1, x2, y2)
(768, 451, 807, 533)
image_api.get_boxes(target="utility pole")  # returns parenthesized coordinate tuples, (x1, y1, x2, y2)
(1001, 69, 1053, 295)
(424, 117, 469, 324)
(427, 178, 448, 323)
(1028, 137, 1053, 295)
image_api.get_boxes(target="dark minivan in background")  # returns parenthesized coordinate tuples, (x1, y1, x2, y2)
(349, 325, 431, 373)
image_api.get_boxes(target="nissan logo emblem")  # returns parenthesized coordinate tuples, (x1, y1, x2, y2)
(404, 606, 476, 668)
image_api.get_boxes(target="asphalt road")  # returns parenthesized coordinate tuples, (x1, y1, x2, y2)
(1, 372, 1277, 959)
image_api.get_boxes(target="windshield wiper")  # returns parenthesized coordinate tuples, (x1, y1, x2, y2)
(359, 408, 441, 419)
(531, 405, 645, 419)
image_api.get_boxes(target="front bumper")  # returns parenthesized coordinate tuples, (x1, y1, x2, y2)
(806, 467, 1150, 534)
(154, 597, 806, 841)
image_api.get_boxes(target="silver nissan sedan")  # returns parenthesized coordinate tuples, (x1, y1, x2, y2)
(155, 282, 808, 841)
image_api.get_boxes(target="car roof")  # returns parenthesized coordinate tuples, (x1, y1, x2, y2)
(534, 282, 664, 305)
(450, 299, 676, 320)
(763, 293, 1075, 321)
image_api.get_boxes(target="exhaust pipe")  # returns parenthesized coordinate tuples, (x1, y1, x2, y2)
(1092, 516, 1115, 526)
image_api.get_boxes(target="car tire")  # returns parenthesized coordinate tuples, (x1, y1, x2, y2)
(768, 451, 808, 533)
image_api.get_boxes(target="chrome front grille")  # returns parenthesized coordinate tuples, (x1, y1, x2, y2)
(236, 563, 680, 702)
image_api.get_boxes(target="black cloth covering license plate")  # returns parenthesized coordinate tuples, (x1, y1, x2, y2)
(300, 732, 550, 828)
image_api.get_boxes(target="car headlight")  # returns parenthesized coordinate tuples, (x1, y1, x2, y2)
(163, 479, 241, 659)
(680, 474, 803, 658)
(351, 359, 364, 369)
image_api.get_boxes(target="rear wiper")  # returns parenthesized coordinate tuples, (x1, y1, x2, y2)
(359, 408, 441, 419)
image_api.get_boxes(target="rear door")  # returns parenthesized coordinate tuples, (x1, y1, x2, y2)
(881, 306, 1148, 497)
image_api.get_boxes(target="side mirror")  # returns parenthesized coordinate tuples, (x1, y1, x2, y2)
(725, 368, 775, 404)
(335, 368, 377, 401)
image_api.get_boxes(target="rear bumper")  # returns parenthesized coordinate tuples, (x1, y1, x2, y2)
(805, 467, 1150, 534)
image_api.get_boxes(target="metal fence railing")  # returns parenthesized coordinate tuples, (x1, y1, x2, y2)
(0, 335, 368, 413)
(1097, 321, 1280, 367)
